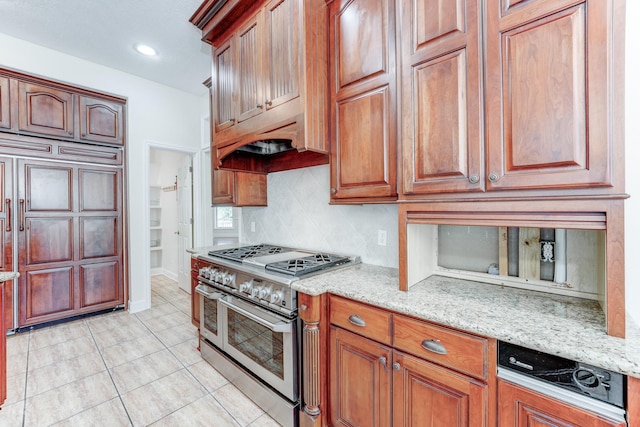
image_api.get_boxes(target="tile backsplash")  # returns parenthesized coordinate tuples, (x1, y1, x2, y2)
(240, 165, 399, 268)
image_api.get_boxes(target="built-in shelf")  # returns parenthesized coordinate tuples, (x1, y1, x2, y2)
(150, 186, 162, 271)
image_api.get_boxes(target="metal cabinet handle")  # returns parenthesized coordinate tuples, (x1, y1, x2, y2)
(330, 188, 337, 194)
(421, 339, 447, 355)
(265, 99, 272, 106)
(348, 314, 366, 327)
(256, 103, 263, 109)
(469, 175, 480, 184)
(488, 173, 499, 182)
(5, 199, 10, 232)
(19, 199, 25, 231)
(379, 356, 387, 368)
(393, 362, 400, 371)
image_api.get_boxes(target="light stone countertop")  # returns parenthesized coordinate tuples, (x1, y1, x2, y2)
(293, 263, 640, 379)
(0, 271, 19, 282)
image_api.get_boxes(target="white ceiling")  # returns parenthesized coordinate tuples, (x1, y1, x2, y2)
(0, 0, 212, 95)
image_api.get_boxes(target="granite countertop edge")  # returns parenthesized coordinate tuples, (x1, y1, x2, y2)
(0, 271, 19, 282)
(293, 263, 640, 379)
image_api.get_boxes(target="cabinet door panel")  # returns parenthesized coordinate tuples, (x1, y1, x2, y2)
(79, 96, 124, 146)
(22, 267, 73, 321)
(213, 41, 236, 132)
(264, 0, 299, 108)
(238, 15, 263, 122)
(80, 217, 117, 259)
(335, 0, 387, 89)
(485, 0, 613, 190)
(80, 262, 119, 307)
(25, 164, 72, 212)
(79, 169, 118, 211)
(400, 0, 483, 196)
(18, 82, 74, 138)
(393, 351, 487, 427)
(0, 76, 10, 129)
(330, 326, 392, 427)
(333, 87, 395, 199)
(498, 379, 625, 427)
(25, 218, 73, 265)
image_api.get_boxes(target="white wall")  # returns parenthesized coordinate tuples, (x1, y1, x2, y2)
(625, 2, 640, 327)
(0, 34, 206, 312)
(241, 165, 399, 268)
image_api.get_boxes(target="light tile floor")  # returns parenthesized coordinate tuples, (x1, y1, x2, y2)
(1, 275, 280, 427)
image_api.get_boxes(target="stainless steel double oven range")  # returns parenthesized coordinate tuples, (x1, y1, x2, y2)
(195, 244, 358, 427)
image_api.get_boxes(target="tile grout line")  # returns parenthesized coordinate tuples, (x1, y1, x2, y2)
(20, 331, 31, 427)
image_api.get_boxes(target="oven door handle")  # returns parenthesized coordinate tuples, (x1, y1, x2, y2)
(195, 284, 223, 300)
(220, 297, 293, 333)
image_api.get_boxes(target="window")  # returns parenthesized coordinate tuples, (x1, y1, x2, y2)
(215, 206, 235, 229)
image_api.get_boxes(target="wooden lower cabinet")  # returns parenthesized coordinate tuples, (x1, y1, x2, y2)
(190, 256, 210, 328)
(328, 295, 490, 427)
(1, 279, 6, 407)
(497, 379, 625, 427)
(329, 326, 392, 427)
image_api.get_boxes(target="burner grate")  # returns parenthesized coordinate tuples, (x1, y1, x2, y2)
(266, 253, 350, 276)
(208, 244, 293, 261)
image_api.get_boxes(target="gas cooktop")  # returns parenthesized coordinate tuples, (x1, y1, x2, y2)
(207, 244, 354, 277)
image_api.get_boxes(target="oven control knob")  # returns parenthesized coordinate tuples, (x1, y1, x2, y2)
(252, 285, 263, 298)
(199, 267, 207, 277)
(223, 273, 236, 286)
(270, 290, 284, 304)
(259, 286, 271, 300)
(217, 271, 227, 283)
(239, 280, 253, 293)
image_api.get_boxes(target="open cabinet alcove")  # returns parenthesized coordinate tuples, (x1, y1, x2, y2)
(398, 198, 626, 338)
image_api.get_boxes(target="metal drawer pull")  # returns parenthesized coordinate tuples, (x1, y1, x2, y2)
(348, 314, 366, 327)
(421, 339, 447, 355)
(5, 199, 10, 232)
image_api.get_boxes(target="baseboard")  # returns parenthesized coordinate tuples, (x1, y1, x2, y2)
(128, 298, 151, 313)
(161, 269, 179, 282)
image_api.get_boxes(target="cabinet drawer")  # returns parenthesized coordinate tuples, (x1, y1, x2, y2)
(329, 296, 392, 345)
(393, 315, 488, 380)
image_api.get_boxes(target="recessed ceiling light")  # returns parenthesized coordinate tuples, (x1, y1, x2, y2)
(135, 44, 158, 56)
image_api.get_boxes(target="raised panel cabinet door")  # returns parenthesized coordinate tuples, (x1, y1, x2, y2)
(213, 39, 237, 133)
(17, 81, 74, 138)
(20, 267, 74, 325)
(0, 157, 14, 331)
(0, 76, 10, 129)
(393, 351, 487, 427)
(263, 0, 300, 110)
(212, 168, 235, 205)
(79, 168, 119, 212)
(329, 0, 397, 202)
(329, 326, 392, 427)
(485, 0, 614, 190)
(79, 96, 125, 146)
(399, 0, 483, 196)
(191, 271, 200, 327)
(79, 261, 120, 308)
(237, 12, 265, 122)
(498, 380, 625, 427)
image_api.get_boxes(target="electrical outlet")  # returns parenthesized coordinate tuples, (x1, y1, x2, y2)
(251, 222, 256, 232)
(377, 229, 387, 246)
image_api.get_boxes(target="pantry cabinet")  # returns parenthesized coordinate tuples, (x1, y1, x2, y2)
(212, 169, 267, 207)
(328, 0, 398, 203)
(328, 295, 492, 426)
(497, 379, 625, 427)
(0, 157, 13, 331)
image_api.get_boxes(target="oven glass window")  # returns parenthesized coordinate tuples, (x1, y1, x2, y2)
(203, 297, 219, 335)
(227, 310, 284, 380)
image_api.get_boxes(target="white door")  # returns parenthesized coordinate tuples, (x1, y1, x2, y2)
(177, 158, 193, 293)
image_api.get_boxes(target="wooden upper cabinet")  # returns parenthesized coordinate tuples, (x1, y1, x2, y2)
(213, 39, 236, 133)
(237, 13, 263, 124)
(18, 81, 74, 139)
(263, 0, 299, 110)
(329, 0, 397, 203)
(399, 0, 484, 196)
(0, 77, 10, 130)
(212, 168, 267, 207)
(79, 96, 125, 146)
(484, 0, 614, 191)
(498, 379, 625, 427)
